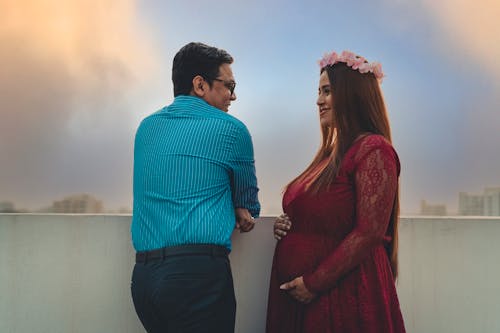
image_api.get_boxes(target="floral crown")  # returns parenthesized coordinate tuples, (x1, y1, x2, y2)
(318, 50, 384, 81)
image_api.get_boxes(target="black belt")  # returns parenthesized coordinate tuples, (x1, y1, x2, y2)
(136, 244, 229, 263)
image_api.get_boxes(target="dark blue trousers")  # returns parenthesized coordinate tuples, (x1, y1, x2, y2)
(131, 249, 236, 333)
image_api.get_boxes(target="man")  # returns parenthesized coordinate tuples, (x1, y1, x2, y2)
(131, 42, 260, 333)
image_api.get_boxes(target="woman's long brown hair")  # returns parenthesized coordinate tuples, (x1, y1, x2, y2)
(287, 62, 400, 279)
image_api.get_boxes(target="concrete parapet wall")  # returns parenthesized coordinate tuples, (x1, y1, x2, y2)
(1, 214, 500, 333)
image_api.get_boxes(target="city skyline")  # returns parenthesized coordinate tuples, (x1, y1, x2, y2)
(4, 183, 500, 216)
(0, 193, 131, 214)
(1, 0, 500, 215)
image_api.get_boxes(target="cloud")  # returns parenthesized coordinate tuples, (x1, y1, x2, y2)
(0, 0, 162, 209)
(421, 0, 500, 79)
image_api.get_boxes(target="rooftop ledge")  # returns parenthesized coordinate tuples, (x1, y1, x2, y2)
(1, 214, 500, 333)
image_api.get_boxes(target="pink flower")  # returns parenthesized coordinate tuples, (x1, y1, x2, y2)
(319, 51, 339, 68)
(371, 62, 384, 80)
(358, 63, 371, 74)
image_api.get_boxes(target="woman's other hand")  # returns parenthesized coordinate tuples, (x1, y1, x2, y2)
(274, 213, 291, 240)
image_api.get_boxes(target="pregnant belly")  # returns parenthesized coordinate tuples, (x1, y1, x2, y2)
(274, 233, 328, 283)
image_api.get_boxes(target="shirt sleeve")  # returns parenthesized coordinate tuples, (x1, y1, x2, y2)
(303, 143, 399, 293)
(229, 123, 261, 218)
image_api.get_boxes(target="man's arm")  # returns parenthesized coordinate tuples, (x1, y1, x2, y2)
(230, 124, 260, 220)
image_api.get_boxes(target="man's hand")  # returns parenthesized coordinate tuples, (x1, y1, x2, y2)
(280, 276, 316, 304)
(235, 208, 255, 233)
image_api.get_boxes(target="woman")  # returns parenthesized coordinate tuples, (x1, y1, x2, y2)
(266, 50, 406, 332)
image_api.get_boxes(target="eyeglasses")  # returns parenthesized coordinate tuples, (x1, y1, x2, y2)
(212, 78, 236, 96)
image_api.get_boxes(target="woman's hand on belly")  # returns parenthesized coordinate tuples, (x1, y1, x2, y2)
(280, 276, 316, 304)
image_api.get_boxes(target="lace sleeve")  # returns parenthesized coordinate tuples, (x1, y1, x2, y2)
(303, 145, 399, 294)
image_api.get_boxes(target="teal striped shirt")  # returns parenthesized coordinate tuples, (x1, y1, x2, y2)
(131, 95, 260, 251)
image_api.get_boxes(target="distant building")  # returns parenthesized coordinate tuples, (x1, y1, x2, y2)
(0, 201, 16, 213)
(117, 207, 132, 214)
(420, 200, 447, 216)
(459, 192, 484, 215)
(483, 187, 500, 216)
(459, 187, 500, 216)
(51, 194, 104, 213)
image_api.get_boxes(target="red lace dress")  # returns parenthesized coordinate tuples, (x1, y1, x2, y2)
(266, 135, 406, 333)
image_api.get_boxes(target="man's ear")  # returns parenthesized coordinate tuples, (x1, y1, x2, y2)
(191, 75, 206, 97)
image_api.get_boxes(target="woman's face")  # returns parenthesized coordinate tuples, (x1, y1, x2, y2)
(316, 70, 334, 128)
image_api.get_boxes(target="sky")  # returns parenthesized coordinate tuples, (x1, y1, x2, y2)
(1, 0, 499, 214)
